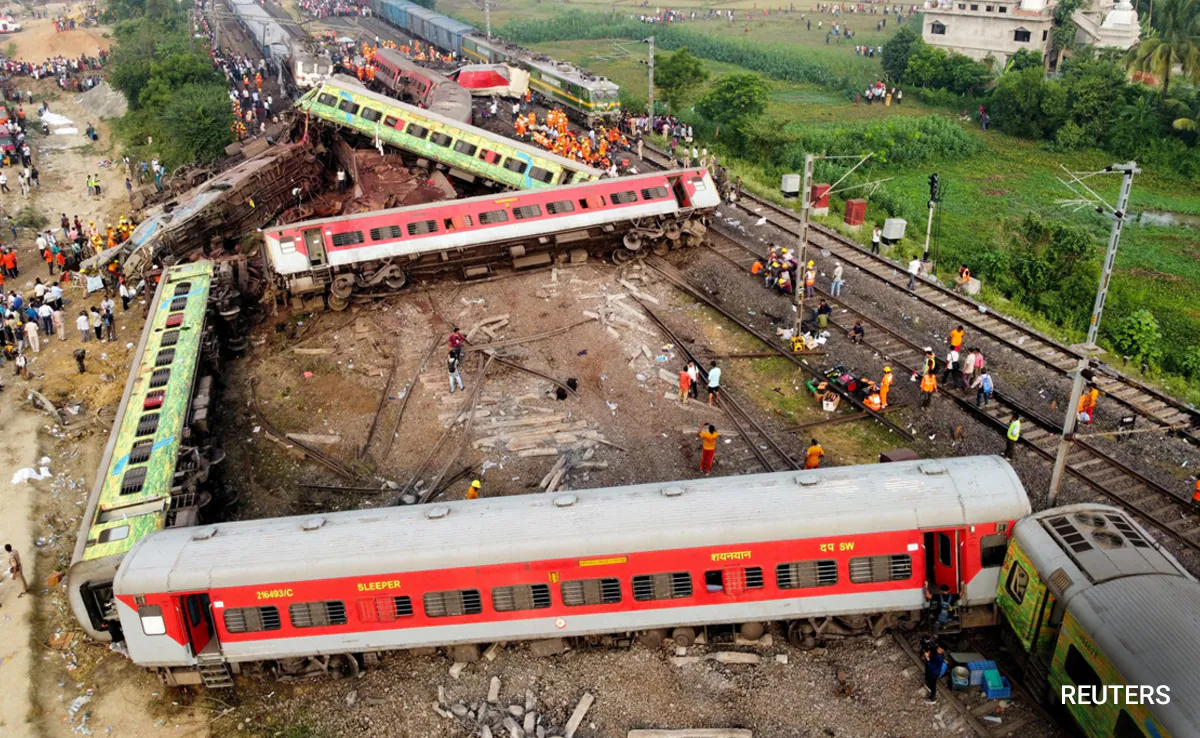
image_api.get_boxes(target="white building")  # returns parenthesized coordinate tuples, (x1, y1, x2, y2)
(920, 0, 1139, 69)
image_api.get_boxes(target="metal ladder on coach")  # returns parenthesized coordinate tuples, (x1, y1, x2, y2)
(196, 651, 235, 689)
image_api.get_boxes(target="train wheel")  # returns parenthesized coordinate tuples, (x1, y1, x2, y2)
(671, 627, 696, 648)
(612, 248, 635, 265)
(739, 622, 765, 641)
(330, 275, 355, 300)
(787, 621, 817, 650)
(623, 232, 643, 251)
(328, 294, 349, 311)
(638, 629, 669, 649)
(652, 241, 670, 257)
(333, 653, 360, 680)
(386, 274, 407, 290)
(664, 221, 682, 241)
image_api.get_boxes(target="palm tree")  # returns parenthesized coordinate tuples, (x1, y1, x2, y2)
(1126, 0, 1200, 95)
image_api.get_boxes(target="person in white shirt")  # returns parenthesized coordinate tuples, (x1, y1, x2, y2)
(24, 319, 39, 353)
(707, 360, 722, 406)
(908, 258, 922, 291)
(48, 284, 62, 310)
(33, 278, 46, 299)
(76, 311, 90, 342)
(37, 302, 53, 338)
(119, 281, 134, 310)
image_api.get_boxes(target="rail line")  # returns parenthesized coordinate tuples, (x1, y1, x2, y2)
(706, 230, 1200, 557)
(639, 144, 1200, 445)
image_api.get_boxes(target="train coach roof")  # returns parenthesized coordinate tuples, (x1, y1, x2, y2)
(115, 456, 1029, 593)
(1073, 575, 1200, 733)
(312, 77, 603, 177)
(260, 167, 696, 234)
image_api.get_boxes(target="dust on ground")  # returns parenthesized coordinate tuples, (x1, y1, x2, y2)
(5, 16, 111, 62)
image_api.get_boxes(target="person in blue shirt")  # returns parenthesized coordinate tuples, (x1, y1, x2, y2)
(923, 639, 946, 704)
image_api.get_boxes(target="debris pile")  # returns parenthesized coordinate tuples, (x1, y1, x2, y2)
(431, 678, 595, 738)
(75, 82, 129, 119)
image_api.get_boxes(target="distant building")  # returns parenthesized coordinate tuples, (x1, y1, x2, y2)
(920, 0, 1140, 70)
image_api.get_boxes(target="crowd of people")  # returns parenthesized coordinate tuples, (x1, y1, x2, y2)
(298, 0, 371, 19)
(193, 8, 280, 140)
(0, 52, 108, 91)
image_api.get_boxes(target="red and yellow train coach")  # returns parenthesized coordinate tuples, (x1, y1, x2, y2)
(113, 456, 1029, 687)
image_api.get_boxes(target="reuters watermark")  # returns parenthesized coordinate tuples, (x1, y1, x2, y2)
(1062, 685, 1170, 705)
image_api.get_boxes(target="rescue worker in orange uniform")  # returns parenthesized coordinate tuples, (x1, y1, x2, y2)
(804, 439, 825, 469)
(920, 371, 937, 408)
(466, 479, 481, 499)
(1078, 385, 1098, 424)
(880, 366, 894, 408)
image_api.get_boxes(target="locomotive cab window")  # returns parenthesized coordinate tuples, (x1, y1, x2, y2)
(848, 554, 912, 584)
(138, 605, 166, 636)
(492, 584, 552, 612)
(360, 108, 383, 122)
(980, 533, 1009, 568)
(337, 99, 360, 116)
(1006, 562, 1029, 604)
(424, 589, 483, 617)
(317, 93, 338, 107)
(632, 572, 692, 601)
(561, 577, 621, 606)
(289, 601, 348, 628)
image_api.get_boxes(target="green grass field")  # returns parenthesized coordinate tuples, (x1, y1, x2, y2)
(439, 0, 1200, 397)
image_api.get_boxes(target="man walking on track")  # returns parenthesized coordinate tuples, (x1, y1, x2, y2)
(698, 423, 719, 474)
(1006, 413, 1021, 459)
(805, 439, 825, 469)
(706, 360, 721, 406)
(920, 371, 937, 408)
(678, 364, 692, 404)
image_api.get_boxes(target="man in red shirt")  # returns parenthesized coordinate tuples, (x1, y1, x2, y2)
(448, 327, 465, 359)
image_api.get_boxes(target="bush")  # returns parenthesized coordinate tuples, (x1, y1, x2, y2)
(1108, 309, 1164, 369)
(1051, 120, 1089, 150)
(904, 46, 991, 95)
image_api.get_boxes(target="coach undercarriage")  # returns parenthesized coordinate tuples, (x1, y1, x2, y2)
(290, 212, 710, 310)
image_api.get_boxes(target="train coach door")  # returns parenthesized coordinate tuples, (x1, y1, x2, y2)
(923, 530, 960, 595)
(304, 229, 327, 268)
(181, 593, 216, 656)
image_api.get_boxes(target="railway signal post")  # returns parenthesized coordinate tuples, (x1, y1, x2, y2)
(1048, 161, 1138, 505)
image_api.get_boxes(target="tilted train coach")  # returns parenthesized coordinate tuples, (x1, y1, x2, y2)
(371, 47, 473, 124)
(261, 168, 719, 307)
(113, 456, 1029, 688)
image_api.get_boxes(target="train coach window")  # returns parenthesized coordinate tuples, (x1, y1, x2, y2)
(384, 116, 402, 129)
(478, 149, 501, 164)
(169, 297, 188, 311)
(330, 231, 365, 247)
(172, 282, 192, 296)
(776, 560, 838, 589)
(512, 205, 542, 220)
(430, 132, 453, 147)
(980, 534, 1009, 568)
(407, 220, 439, 236)
(289, 601, 348, 628)
(492, 584, 552, 612)
(453, 140, 478, 156)
(609, 191, 639, 205)
(223, 606, 281, 633)
(502, 158, 529, 175)
(632, 572, 693, 601)
(1114, 711, 1149, 738)
(406, 123, 430, 139)
(97, 525, 129, 544)
(337, 99, 360, 116)
(424, 589, 483, 617)
(317, 93, 338, 107)
(277, 237, 297, 254)
(128, 439, 154, 465)
(120, 466, 148, 495)
(546, 200, 575, 215)
(356, 596, 414, 623)
(478, 209, 509, 225)
(848, 554, 913, 584)
(149, 368, 171, 389)
(360, 107, 383, 123)
(138, 605, 166, 636)
(529, 166, 555, 184)
(938, 533, 953, 567)
(641, 186, 669, 200)
(705, 567, 764, 593)
(371, 225, 403, 242)
(165, 313, 185, 329)
(155, 348, 176, 367)
(561, 577, 622, 606)
(1064, 645, 1102, 688)
(1005, 562, 1029, 604)
(135, 413, 160, 438)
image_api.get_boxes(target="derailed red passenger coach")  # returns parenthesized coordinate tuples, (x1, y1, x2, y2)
(112, 456, 1030, 687)
(261, 168, 720, 308)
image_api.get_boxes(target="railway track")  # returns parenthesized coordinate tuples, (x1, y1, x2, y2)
(706, 230, 1200, 557)
(639, 144, 1200, 445)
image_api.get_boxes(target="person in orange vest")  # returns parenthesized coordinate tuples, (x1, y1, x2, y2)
(864, 391, 882, 411)
(466, 479, 481, 499)
(43, 245, 54, 274)
(751, 259, 764, 276)
(255, 73, 263, 92)
(880, 365, 893, 408)
(920, 371, 937, 408)
(803, 261, 816, 298)
(1078, 385, 1098, 424)
(804, 439, 825, 469)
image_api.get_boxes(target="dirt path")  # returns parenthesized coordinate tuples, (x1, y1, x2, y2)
(0, 399, 43, 737)
(6, 15, 112, 62)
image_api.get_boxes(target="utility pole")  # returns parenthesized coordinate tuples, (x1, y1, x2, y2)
(485, 0, 491, 40)
(1047, 162, 1138, 505)
(647, 36, 655, 116)
(922, 173, 938, 261)
(793, 153, 815, 335)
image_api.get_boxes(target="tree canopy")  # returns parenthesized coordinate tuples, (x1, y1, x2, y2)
(881, 26, 923, 82)
(696, 73, 771, 132)
(1126, 0, 1200, 95)
(654, 47, 709, 111)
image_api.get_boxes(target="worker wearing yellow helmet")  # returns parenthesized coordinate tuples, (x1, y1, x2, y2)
(880, 366, 894, 409)
(466, 479, 482, 499)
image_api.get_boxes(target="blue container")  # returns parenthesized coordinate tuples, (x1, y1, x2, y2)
(984, 675, 1012, 700)
(968, 660, 998, 686)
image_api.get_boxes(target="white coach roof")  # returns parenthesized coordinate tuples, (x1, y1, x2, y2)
(115, 456, 1030, 593)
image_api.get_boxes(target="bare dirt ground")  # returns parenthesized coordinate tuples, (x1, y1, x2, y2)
(6, 17, 112, 62)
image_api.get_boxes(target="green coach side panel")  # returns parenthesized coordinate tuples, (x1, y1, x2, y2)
(82, 262, 213, 562)
(995, 540, 1049, 652)
(1048, 614, 1173, 738)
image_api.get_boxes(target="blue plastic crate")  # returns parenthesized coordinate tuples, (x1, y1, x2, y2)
(967, 660, 997, 686)
(984, 676, 1012, 700)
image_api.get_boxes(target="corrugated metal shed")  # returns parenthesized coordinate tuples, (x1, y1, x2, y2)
(116, 457, 1028, 594)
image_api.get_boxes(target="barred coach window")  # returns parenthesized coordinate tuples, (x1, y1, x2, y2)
(632, 572, 692, 601)
(848, 554, 912, 584)
(223, 606, 281, 633)
(424, 589, 483, 617)
(289, 601, 348, 628)
(776, 560, 838, 589)
(492, 584, 552, 612)
(560, 577, 621, 606)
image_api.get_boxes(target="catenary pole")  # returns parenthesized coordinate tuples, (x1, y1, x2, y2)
(1047, 162, 1138, 505)
(793, 153, 815, 335)
(647, 36, 655, 117)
